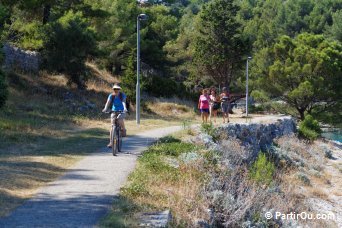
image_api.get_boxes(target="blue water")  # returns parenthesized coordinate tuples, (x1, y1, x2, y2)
(322, 129, 342, 142)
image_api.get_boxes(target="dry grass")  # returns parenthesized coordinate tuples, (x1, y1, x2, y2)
(107, 138, 212, 227)
(310, 188, 329, 199)
(101, 120, 340, 227)
(275, 136, 342, 228)
(0, 155, 82, 217)
(127, 160, 210, 226)
(145, 97, 198, 122)
(0, 66, 198, 218)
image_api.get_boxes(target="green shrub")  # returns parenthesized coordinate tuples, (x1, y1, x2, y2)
(121, 51, 141, 103)
(158, 136, 181, 144)
(146, 141, 195, 157)
(248, 104, 265, 113)
(298, 115, 322, 141)
(12, 20, 44, 50)
(144, 75, 186, 98)
(0, 71, 8, 109)
(298, 126, 319, 141)
(269, 101, 298, 116)
(251, 90, 270, 103)
(201, 122, 218, 141)
(297, 172, 311, 185)
(249, 153, 275, 185)
(43, 11, 96, 89)
(121, 182, 148, 198)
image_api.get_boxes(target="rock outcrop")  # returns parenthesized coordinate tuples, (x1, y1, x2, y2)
(216, 117, 296, 153)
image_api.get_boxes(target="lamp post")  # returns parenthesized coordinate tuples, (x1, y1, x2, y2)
(136, 14, 148, 125)
(246, 56, 252, 117)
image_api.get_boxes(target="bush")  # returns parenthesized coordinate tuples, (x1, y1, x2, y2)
(296, 172, 311, 186)
(144, 75, 187, 98)
(0, 71, 8, 109)
(201, 122, 218, 141)
(249, 153, 275, 185)
(121, 51, 137, 102)
(298, 115, 322, 141)
(43, 11, 96, 89)
(248, 104, 265, 113)
(146, 141, 195, 157)
(158, 135, 181, 143)
(251, 90, 270, 103)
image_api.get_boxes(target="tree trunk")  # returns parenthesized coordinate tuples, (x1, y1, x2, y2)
(298, 108, 305, 120)
(43, 4, 51, 24)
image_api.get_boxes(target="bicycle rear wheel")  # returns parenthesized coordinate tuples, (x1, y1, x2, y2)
(112, 126, 118, 156)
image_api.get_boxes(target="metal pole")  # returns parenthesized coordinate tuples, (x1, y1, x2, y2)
(246, 59, 249, 117)
(136, 18, 140, 125)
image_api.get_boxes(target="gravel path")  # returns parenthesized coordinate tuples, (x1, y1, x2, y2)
(0, 126, 182, 228)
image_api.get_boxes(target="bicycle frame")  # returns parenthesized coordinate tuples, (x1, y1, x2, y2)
(109, 111, 123, 156)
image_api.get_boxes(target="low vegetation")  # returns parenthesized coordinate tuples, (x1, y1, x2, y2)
(298, 115, 322, 141)
(249, 153, 275, 186)
(102, 123, 340, 227)
(0, 68, 199, 218)
(0, 70, 7, 109)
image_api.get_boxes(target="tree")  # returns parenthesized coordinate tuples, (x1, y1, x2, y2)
(193, 0, 248, 89)
(121, 50, 137, 102)
(254, 33, 341, 120)
(142, 5, 179, 71)
(0, 4, 8, 109)
(239, 0, 286, 50)
(94, 0, 139, 74)
(325, 9, 342, 42)
(0, 70, 8, 109)
(1, 0, 103, 50)
(164, 3, 201, 84)
(43, 11, 96, 89)
(238, 0, 342, 51)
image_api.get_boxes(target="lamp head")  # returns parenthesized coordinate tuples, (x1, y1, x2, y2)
(247, 56, 252, 60)
(138, 14, 148, 21)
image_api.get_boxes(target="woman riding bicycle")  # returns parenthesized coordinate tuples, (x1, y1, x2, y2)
(102, 84, 128, 148)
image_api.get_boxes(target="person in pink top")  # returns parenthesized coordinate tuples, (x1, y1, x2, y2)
(198, 89, 210, 123)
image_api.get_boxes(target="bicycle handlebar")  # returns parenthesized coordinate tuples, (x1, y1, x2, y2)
(103, 110, 124, 114)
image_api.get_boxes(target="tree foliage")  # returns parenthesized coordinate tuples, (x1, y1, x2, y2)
(298, 114, 322, 140)
(43, 11, 96, 88)
(0, 0, 341, 121)
(193, 0, 248, 89)
(121, 50, 138, 102)
(0, 70, 8, 109)
(254, 33, 341, 119)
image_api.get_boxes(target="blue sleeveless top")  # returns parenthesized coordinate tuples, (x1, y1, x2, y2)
(108, 93, 126, 111)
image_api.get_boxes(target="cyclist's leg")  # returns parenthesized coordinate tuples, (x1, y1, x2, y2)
(117, 118, 126, 137)
(108, 113, 115, 147)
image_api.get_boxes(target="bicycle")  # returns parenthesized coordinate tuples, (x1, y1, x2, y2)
(105, 111, 124, 156)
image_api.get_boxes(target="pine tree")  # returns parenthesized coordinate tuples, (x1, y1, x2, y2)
(194, 0, 248, 89)
(121, 50, 137, 103)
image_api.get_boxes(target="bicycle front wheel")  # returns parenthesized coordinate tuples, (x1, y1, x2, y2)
(117, 128, 122, 152)
(112, 126, 118, 156)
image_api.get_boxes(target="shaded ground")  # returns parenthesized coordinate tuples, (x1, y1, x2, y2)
(0, 126, 182, 227)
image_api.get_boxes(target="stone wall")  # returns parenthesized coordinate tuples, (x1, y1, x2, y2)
(3, 44, 40, 73)
(191, 117, 297, 163)
(216, 117, 296, 151)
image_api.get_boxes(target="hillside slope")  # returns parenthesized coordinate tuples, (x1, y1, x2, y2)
(0, 65, 196, 217)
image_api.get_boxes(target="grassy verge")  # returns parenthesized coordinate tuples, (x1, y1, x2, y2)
(0, 70, 199, 217)
(100, 134, 215, 227)
(100, 124, 342, 227)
